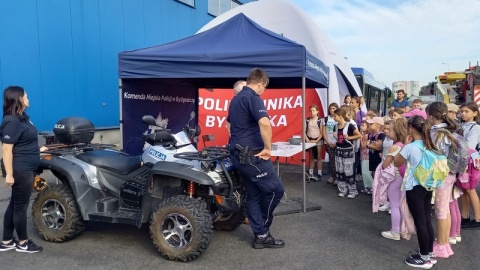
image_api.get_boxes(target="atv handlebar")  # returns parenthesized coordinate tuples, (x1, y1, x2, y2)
(173, 147, 230, 161)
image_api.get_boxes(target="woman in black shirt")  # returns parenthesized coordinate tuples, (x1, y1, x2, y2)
(0, 86, 46, 253)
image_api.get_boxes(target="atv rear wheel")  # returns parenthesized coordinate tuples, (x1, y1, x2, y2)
(150, 195, 213, 262)
(32, 185, 86, 242)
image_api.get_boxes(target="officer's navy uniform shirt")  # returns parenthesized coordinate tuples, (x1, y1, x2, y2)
(0, 115, 40, 171)
(228, 86, 269, 151)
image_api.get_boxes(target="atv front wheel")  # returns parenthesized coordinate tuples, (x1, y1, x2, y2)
(32, 185, 86, 242)
(150, 195, 213, 262)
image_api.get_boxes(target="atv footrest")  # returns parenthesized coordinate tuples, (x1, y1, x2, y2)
(88, 209, 140, 226)
(96, 197, 119, 212)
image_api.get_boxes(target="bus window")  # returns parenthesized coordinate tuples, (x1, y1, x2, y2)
(369, 87, 378, 112)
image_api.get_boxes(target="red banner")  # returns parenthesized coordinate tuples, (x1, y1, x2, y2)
(198, 88, 324, 161)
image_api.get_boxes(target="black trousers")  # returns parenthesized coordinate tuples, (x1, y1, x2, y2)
(230, 155, 284, 236)
(406, 185, 434, 255)
(3, 170, 34, 241)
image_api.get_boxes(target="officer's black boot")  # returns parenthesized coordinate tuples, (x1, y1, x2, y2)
(252, 233, 285, 249)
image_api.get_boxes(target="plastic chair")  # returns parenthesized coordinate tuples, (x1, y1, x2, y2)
(202, 134, 215, 147)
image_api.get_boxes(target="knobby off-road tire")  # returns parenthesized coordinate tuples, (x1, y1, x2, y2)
(32, 185, 86, 242)
(150, 195, 213, 262)
(213, 190, 246, 231)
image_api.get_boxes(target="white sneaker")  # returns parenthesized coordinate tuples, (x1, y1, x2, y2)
(347, 193, 357, 199)
(379, 203, 390, 212)
(449, 237, 457, 245)
(456, 236, 462, 243)
(381, 231, 400, 240)
(338, 193, 346, 197)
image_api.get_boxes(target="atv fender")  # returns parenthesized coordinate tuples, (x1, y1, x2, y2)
(38, 157, 101, 221)
(139, 162, 215, 225)
(148, 162, 215, 186)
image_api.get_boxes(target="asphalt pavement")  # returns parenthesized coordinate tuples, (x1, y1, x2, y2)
(0, 164, 479, 270)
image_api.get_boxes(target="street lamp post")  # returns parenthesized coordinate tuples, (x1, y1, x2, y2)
(442, 62, 450, 71)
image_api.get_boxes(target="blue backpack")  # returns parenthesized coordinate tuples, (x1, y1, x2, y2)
(411, 140, 450, 191)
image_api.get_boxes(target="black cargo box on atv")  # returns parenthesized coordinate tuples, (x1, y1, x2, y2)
(53, 117, 95, 144)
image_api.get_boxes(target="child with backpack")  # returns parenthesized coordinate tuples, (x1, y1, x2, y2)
(305, 104, 323, 182)
(332, 108, 362, 198)
(426, 102, 467, 258)
(459, 102, 480, 230)
(393, 115, 439, 269)
(323, 103, 339, 184)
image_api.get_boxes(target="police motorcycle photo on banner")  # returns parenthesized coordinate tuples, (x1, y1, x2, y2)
(121, 78, 197, 155)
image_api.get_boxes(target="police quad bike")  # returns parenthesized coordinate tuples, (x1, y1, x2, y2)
(32, 112, 246, 261)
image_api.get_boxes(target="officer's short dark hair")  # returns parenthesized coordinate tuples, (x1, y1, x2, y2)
(247, 68, 269, 87)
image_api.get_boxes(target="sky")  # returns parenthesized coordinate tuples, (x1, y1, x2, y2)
(289, 0, 480, 88)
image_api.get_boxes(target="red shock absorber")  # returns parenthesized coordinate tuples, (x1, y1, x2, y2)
(187, 181, 196, 198)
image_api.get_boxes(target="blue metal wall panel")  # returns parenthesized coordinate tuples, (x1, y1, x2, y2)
(36, 0, 76, 129)
(98, 0, 125, 127)
(161, 0, 180, 44)
(0, 1, 43, 127)
(143, 0, 164, 46)
(69, 0, 104, 127)
(123, 0, 146, 50)
(0, 0, 254, 131)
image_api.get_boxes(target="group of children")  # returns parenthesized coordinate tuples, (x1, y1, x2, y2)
(304, 99, 480, 269)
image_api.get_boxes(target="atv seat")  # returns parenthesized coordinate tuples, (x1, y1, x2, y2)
(76, 150, 142, 175)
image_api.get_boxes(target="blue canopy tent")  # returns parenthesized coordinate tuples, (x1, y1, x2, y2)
(118, 13, 329, 212)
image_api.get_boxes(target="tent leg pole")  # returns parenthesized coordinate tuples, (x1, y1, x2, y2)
(302, 77, 306, 213)
(119, 79, 124, 150)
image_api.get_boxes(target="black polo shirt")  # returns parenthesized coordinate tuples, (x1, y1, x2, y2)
(227, 86, 269, 151)
(1, 115, 40, 171)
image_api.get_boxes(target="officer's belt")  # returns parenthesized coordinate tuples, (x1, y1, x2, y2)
(230, 149, 262, 157)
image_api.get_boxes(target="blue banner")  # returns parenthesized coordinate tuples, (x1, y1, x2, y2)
(121, 79, 197, 155)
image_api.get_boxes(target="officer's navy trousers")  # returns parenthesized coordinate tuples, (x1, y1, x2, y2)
(231, 155, 284, 236)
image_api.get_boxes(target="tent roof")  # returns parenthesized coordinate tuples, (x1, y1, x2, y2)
(118, 13, 329, 89)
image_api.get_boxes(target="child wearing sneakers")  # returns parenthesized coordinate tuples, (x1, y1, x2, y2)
(305, 104, 323, 182)
(426, 102, 458, 258)
(379, 119, 407, 241)
(332, 108, 362, 198)
(394, 115, 437, 269)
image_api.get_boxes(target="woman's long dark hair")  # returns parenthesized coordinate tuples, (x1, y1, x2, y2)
(408, 115, 437, 151)
(3, 86, 27, 120)
(426, 101, 457, 151)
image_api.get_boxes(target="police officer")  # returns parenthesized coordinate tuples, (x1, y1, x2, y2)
(227, 68, 285, 249)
